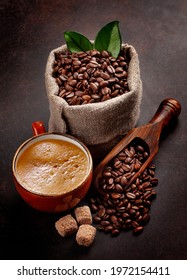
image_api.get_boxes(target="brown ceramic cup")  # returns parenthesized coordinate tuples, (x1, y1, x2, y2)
(12, 121, 93, 213)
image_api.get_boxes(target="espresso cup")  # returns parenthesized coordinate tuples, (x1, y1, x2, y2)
(12, 121, 93, 213)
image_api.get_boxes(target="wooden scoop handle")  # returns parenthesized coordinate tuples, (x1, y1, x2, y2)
(149, 98, 181, 129)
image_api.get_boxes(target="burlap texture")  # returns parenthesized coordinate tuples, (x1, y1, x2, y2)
(45, 43, 142, 146)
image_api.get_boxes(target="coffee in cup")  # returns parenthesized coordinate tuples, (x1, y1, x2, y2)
(12, 122, 93, 212)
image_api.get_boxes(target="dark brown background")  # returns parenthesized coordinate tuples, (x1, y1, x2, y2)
(0, 0, 187, 260)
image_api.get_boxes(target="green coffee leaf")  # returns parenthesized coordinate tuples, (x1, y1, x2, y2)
(94, 21, 122, 58)
(64, 31, 93, 53)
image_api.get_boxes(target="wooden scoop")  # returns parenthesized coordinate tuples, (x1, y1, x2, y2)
(93, 98, 181, 193)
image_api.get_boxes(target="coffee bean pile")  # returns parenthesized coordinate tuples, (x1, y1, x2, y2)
(53, 49, 129, 105)
(90, 140, 158, 236)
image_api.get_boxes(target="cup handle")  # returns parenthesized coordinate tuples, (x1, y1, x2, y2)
(32, 121, 46, 136)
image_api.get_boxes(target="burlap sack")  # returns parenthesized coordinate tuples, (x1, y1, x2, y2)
(45, 43, 142, 149)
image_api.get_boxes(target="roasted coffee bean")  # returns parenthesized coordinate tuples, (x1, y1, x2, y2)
(133, 226, 144, 234)
(151, 190, 157, 195)
(66, 92, 74, 99)
(97, 225, 104, 231)
(107, 177, 114, 185)
(125, 172, 134, 179)
(110, 89, 119, 97)
(113, 222, 121, 229)
(132, 205, 139, 211)
(101, 50, 110, 58)
(120, 175, 127, 187)
(91, 94, 100, 101)
(137, 215, 143, 222)
(102, 171, 112, 178)
(134, 159, 142, 170)
(101, 86, 111, 95)
(126, 202, 132, 211)
(111, 229, 120, 236)
(111, 193, 121, 199)
(144, 200, 151, 207)
(145, 190, 156, 200)
(142, 207, 149, 214)
(143, 190, 151, 198)
(103, 213, 110, 220)
(125, 219, 132, 225)
(104, 226, 113, 232)
(114, 160, 122, 169)
(72, 59, 81, 66)
(108, 77, 116, 83)
(101, 220, 111, 227)
(142, 181, 151, 189)
(99, 80, 109, 88)
(122, 212, 130, 219)
(100, 71, 111, 80)
(125, 157, 132, 164)
(90, 82, 99, 91)
(136, 145, 144, 153)
(126, 192, 136, 200)
(115, 67, 124, 73)
(68, 79, 77, 87)
(117, 206, 126, 212)
(115, 184, 124, 192)
(98, 207, 105, 218)
(122, 164, 131, 172)
(93, 216, 101, 223)
(69, 95, 78, 105)
(59, 89, 66, 98)
(103, 193, 110, 201)
(142, 213, 150, 223)
(118, 217, 124, 224)
(150, 177, 159, 186)
(107, 65, 115, 74)
(90, 203, 98, 212)
(75, 90, 84, 97)
(90, 198, 96, 204)
(89, 61, 100, 68)
(110, 215, 118, 224)
(128, 209, 136, 216)
(135, 211, 141, 218)
(144, 152, 149, 158)
(106, 208, 114, 215)
(132, 221, 139, 228)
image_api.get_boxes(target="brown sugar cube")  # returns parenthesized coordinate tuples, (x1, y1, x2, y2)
(76, 224, 96, 247)
(74, 205, 92, 225)
(55, 214, 78, 237)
